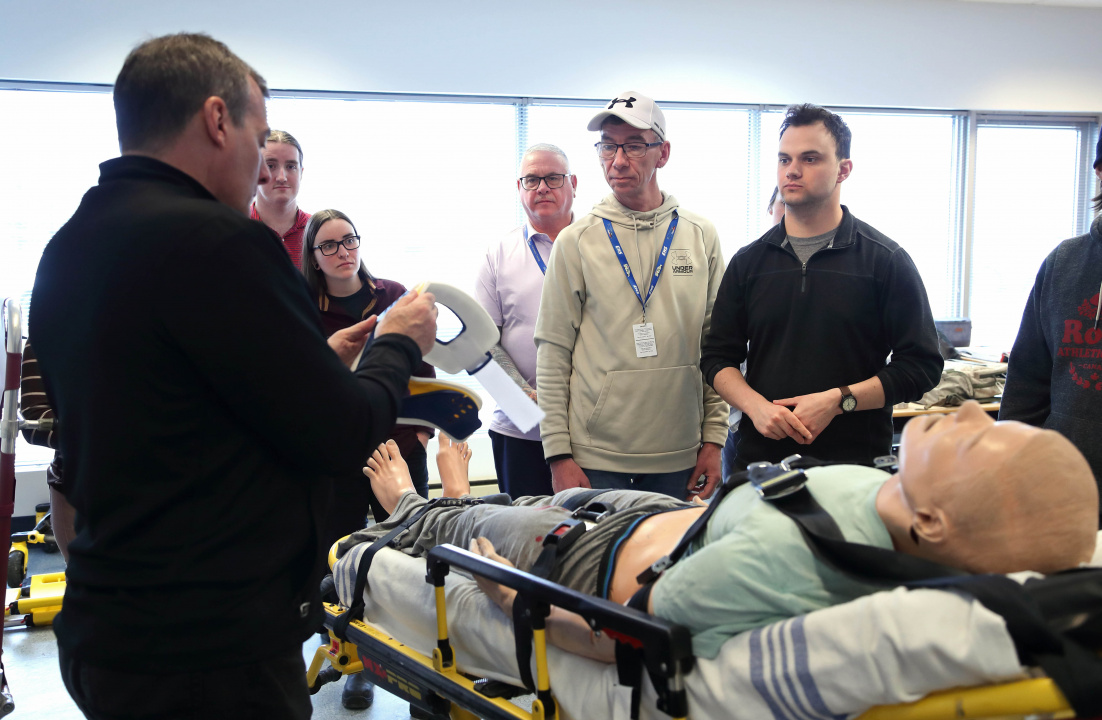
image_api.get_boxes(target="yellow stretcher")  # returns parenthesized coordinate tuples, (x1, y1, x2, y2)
(306, 540, 1086, 720)
(4, 572, 63, 629)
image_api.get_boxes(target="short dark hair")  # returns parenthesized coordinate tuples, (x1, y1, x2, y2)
(779, 103, 852, 160)
(114, 33, 269, 153)
(302, 209, 374, 300)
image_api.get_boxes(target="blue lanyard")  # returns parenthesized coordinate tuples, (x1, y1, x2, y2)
(603, 211, 678, 315)
(522, 226, 547, 275)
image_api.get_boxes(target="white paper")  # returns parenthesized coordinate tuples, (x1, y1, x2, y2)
(633, 322, 658, 358)
(470, 359, 545, 433)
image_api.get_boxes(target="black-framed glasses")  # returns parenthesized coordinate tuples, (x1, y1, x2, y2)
(595, 141, 663, 159)
(519, 173, 568, 190)
(313, 236, 361, 256)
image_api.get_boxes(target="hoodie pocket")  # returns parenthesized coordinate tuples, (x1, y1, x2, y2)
(583, 365, 703, 455)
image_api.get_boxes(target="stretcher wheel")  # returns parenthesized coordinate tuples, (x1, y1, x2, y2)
(7, 550, 26, 589)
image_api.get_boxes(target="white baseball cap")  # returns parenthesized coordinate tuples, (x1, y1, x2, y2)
(587, 90, 667, 142)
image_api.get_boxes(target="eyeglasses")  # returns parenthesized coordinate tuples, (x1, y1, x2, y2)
(595, 141, 663, 159)
(313, 236, 361, 256)
(519, 174, 569, 190)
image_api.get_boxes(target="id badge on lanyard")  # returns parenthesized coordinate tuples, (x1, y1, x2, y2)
(603, 212, 678, 358)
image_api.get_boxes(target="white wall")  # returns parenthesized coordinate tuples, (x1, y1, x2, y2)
(13, 469, 48, 519)
(3, 0, 1101, 112)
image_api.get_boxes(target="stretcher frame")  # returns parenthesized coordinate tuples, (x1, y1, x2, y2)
(310, 543, 695, 719)
(307, 536, 1085, 720)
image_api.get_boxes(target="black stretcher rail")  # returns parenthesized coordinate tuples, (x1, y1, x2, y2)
(427, 544, 695, 720)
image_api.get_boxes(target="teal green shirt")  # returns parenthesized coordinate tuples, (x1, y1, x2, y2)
(650, 465, 893, 659)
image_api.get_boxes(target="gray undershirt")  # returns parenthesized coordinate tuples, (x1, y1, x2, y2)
(784, 228, 838, 265)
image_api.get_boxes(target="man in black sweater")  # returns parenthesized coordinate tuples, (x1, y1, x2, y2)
(29, 34, 437, 719)
(701, 104, 942, 471)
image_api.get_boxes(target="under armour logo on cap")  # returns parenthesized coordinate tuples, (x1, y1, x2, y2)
(588, 90, 667, 141)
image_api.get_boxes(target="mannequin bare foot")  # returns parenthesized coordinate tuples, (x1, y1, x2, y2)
(437, 435, 472, 497)
(363, 440, 415, 514)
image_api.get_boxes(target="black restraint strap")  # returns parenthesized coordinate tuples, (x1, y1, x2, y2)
(633, 464, 752, 588)
(512, 500, 618, 692)
(559, 487, 613, 512)
(511, 595, 537, 692)
(332, 497, 483, 641)
(763, 465, 1102, 717)
(528, 519, 587, 581)
(615, 635, 644, 720)
(618, 477, 756, 720)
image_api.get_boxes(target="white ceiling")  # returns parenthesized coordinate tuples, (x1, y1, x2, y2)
(959, 0, 1102, 6)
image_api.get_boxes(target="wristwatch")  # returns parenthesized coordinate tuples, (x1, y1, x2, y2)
(838, 386, 857, 413)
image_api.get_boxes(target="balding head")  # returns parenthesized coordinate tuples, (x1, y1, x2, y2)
(895, 402, 1097, 575)
(940, 429, 1097, 573)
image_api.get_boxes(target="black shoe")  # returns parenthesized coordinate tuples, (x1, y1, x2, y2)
(341, 671, 375, 710)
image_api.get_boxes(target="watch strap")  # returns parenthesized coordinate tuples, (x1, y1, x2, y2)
(839, 386, 856, 413)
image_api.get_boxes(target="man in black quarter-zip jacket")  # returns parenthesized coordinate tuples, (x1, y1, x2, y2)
(30, 33, 437, 720)
(701, 104, 942, 472)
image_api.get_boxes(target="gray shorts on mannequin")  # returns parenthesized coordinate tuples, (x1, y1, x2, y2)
(339, 488, 690, 596)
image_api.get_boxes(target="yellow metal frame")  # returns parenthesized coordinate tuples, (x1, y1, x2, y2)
(5, 571, 65, 627)
(305, 628, 364, 689)
(319, 603, 536, 720)
(321, 540, 540, 718)
(857, 677, 1073, 720)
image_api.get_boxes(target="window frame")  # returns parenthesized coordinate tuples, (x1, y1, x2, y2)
(2, 80, 1099, 467)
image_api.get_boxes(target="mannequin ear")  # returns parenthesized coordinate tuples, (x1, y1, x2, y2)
(912, 508, 947, 546)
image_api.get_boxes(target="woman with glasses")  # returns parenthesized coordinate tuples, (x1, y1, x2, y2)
(303, 210, 436, 709)
(304, 209, 436, 515)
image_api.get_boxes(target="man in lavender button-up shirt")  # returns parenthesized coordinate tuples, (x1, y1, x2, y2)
(475, 144, 576, 497)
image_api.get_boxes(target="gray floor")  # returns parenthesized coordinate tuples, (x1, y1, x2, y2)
(5, 547, 423, 720)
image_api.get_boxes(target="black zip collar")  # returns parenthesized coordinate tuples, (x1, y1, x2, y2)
(762, 204, 857, 250)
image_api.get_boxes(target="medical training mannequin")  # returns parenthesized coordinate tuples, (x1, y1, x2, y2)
(347, 401, 1097, 663)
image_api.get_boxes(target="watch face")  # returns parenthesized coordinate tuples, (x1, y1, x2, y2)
(842, 396, 857, 412)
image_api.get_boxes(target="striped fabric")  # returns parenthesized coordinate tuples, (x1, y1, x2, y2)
(19, 342, 57, 449)
(748, 617, 845, 720)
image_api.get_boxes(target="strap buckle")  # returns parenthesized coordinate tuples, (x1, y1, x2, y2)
(543, 518, 584, 547)
(749, 454, 808, 500)
(873, 454, 898, 471)
(571, 505, 610, 524)
(636, 555, 672, 585)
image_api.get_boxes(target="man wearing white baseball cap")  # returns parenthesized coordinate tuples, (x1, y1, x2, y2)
(534, 90, 727, 500)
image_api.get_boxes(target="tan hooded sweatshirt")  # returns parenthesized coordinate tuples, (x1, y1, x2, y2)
(535, 192, 728, 474)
